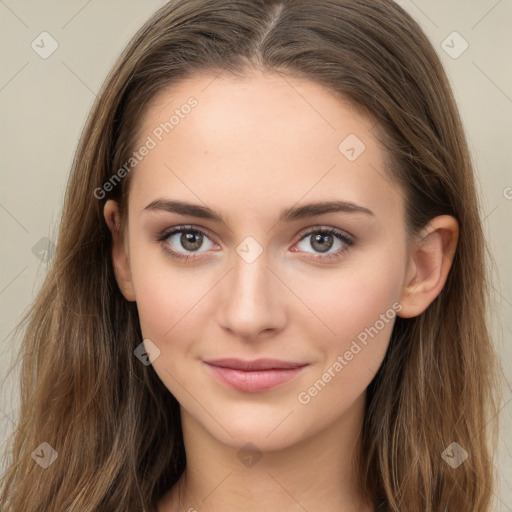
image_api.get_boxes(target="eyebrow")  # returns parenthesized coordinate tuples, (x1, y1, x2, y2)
(143, 199, 375, 223)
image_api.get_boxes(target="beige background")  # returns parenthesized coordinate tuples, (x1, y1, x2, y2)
(0, 0, 511, 508)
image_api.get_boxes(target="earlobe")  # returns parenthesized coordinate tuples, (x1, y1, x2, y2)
(398, 215, 459, 318)
(103, 199, 136, 302)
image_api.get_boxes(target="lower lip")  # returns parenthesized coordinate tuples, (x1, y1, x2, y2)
(203, 363, 308, 393)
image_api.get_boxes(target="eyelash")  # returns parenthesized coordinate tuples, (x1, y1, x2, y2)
(155, 225, 355, 263)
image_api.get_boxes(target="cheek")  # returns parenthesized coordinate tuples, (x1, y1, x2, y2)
(290, 244, 405, 407)
(131, 264, 207, 345)
(291, 239, 405, 344)
(127, 236, 203, 343)
(293, 308, 394, 441)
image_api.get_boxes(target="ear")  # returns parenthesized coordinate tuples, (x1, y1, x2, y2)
(103, 199, 136, 302)
(398, 215, 459, 318)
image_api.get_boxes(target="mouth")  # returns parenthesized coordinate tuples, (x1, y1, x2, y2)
(203, 358, 310, 393)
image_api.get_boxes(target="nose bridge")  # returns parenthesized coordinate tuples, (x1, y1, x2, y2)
(218, 243, 286, 338)
(232, 250, 270, 303)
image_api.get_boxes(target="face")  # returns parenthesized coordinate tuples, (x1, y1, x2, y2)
(111, 70, 413, 450)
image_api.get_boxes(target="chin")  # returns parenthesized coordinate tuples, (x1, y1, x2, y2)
(198, 410, 309, 452)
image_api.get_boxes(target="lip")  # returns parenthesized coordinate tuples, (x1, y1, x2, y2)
(203, 358, 310, 393)
(204, 358, 308, 371)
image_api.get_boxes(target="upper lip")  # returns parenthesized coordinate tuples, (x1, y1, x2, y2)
(204, 358, 309, 371)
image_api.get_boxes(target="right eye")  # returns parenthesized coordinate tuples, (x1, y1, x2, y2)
(156, 225, 219, 261)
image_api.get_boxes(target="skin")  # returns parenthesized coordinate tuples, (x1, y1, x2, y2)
(103, 69, 458, 512)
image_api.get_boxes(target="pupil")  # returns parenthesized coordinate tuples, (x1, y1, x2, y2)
(311, 233, 333, 253)
(181, 231, 202, 251)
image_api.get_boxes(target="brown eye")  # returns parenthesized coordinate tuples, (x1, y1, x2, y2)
(157, 225, 217, 261)
(310, 232, 334, 253)
(179, 230, 204, 251)
(293, 227, 354, 261)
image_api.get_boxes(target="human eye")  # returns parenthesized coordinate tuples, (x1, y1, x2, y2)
(291, 226, 354, 262)
(154, 225, 219, 262)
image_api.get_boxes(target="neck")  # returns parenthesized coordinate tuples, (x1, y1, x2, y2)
(159, 392, 374, 512)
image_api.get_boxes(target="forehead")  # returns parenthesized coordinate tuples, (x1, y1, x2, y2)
(129, 71, 402, 224)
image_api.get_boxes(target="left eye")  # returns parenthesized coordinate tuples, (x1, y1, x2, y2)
(294, 228, 353, 256)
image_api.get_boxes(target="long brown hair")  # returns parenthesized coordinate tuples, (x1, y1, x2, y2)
(0, 0, 501, 510)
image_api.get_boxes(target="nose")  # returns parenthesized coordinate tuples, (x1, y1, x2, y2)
(217, 250, 288, 340)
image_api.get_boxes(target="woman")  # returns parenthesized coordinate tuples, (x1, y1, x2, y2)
(0, 0, 501, 510)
